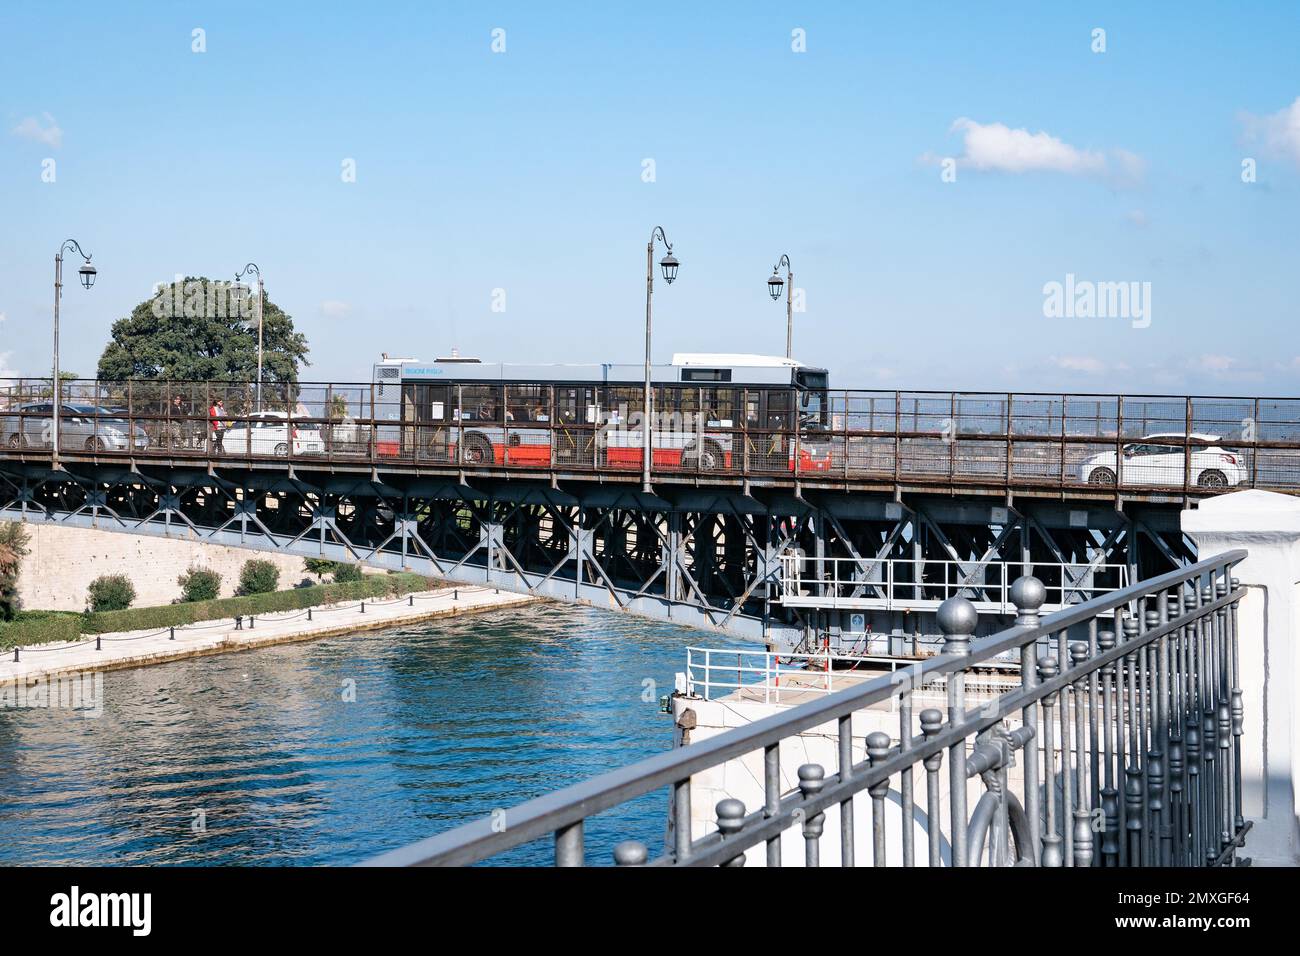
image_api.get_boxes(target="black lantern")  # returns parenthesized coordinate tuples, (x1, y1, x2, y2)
(77, 259, 97, 290)
(767, 271, 785, 300)
(659, 252, 678, 284)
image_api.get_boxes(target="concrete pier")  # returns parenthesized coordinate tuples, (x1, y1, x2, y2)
(0, 586, 535, 687)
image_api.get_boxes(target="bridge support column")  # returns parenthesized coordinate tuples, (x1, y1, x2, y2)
(1183, 489, 1300, 865)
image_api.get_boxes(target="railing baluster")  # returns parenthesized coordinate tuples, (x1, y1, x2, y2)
(1070, 641, 1094, 867)
(1098, 627, 1120, 866)
(1228, 576, 1245, 852)
(1152, 595, 1171, 866)
(798, 764, 825, 868)
(1011, 577, 1044, 854)
(764, 743, 781, 868)
(867, 732, 891, 867)
(921, 709, 944, 868)
(899, 678, 916, 867)
(1038, 655, 1062, 866)
(838, 715, 855, 867)
(554, 820, 584, 866)
(673, 778, 693, 863)
(938, 598, 975, 867)
(1200, 582, 1216, 865)
(1056, 628, 1073, 864)
(1122, 615, 1143, 865)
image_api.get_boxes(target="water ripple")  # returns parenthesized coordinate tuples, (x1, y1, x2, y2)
(0, 603, 745, 866)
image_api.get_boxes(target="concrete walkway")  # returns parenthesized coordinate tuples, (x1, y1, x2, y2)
(0, 586, 535, 686)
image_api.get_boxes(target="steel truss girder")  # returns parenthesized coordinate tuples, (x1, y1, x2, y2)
(0, 465, 1195, 648)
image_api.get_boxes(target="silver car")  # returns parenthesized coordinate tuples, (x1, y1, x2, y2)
(1, 402, 150, 452)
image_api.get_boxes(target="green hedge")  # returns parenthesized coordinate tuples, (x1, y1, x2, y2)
(0, 572, 436, 648)
(0, 611, 83, 649)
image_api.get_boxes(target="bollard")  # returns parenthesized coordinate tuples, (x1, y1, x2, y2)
(249, 615, 255, 630)
(96, 635, 102, 651)
(308, 607, 313, 621)
(12, 647, 18, 662)
(409, 595, 414, 606)
(169, 626, 175, 641)
(360, 601, 366, 614)
(453, 588, 459, 601)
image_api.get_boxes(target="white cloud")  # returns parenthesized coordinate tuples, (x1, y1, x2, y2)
(1125, 209, 1149, 228)
(11, 112, 62, 149)
(319, 300, 353, 319)
(1239, 96, 1300, 167)
(935, 118, 1143, 184)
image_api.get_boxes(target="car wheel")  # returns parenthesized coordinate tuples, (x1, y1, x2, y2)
(274, 442, 289, 456)
(84, 437, 105, 451)
(6, 433, 19, 449)
(463, 436, 492, 465)
(1088, 466, 1116, 486)
(1197, 469, 1228, 488)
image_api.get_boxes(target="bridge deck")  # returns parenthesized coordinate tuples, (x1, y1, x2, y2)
(2, 379, 1299, 502)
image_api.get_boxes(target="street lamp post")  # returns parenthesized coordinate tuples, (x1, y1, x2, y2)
(52, 239, 97, 470)
(767, 254, 794, 359)
(644, 226, 679, 493)
(235, 263, 264, 409)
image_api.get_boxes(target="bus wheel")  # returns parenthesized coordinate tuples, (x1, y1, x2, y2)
(687, 440, 723, 472)
(464, 436, 493, 465)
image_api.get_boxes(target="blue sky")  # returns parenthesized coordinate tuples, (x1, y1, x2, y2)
(2, 1, 1297, 395)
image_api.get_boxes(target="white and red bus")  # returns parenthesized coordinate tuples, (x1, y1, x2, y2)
(371, 353, 833, 474)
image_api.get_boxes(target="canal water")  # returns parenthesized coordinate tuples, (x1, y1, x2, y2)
(0, 604, 751, 866)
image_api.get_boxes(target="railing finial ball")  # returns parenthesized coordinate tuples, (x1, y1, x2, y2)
(866, 732, 891, 761)
(1037, 654, 1059, 681)
(1097, 628, 1116, 650)
(919, 709, 943, 736)
(613, 840, 648, 866)
(937, 596, 977, 655)
(715, 798, 746, 829)
(1010, 574, 1045, 623)
(797, 763, 825, 796)
(1069, 641, 1089, 666)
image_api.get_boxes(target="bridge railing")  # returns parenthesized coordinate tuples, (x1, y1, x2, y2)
(779, 556, 1129, 612)
(3, 378, 1299, 494)
(363, 549, 1249, 866)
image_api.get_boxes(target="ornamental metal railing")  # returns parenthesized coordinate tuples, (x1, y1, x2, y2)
(778, 556, 1129, 613)
(363, 548, 1249, 866)
(2, 378, 1300, 495)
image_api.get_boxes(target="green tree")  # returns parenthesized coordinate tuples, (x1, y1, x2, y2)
(96, 276, 309, 382)
(177, 567, 222, 602)
(237, 559, 280, 595)
(0, 521, 31, 620)
(87, 574, 136, 612)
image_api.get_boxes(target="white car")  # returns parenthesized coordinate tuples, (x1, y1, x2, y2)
(1078, 432, 1245, 489)
(222, 411, 325, 456)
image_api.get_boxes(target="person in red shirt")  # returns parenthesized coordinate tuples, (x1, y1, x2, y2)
(209, 399, 226, 452)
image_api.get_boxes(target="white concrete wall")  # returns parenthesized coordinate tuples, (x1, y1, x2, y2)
(1183, 489, 1300, 866)
(6, 520, 308, 611)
